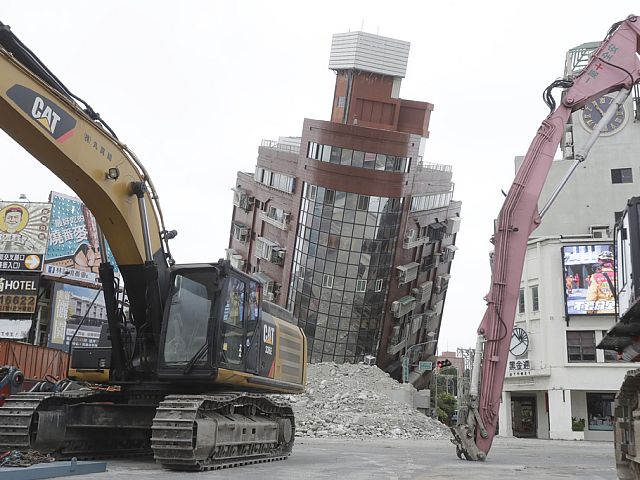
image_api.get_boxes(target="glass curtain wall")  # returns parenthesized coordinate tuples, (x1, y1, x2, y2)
(288, 182, 402, 363)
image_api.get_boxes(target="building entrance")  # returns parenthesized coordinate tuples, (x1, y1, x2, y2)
(511, 396, 537, 438)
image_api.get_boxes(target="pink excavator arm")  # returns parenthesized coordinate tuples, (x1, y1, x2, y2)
(451, 15, 640, 460)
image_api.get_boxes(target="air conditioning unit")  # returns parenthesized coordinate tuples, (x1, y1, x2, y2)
(391, 301, 400, 315)
(590, 225, 610, 239)
(283, 212, 291, 224)
(265, 292, 275, 301)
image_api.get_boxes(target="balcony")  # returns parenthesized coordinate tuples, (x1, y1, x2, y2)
(232, 187, 254, 213)
(416, 157, 452, 173)
(259, 210, 290, 231)
(403, 235, 427, 250)
(255, 236, 286, 266)
(261, 139, 301, 154)
(231, 222, 250, 244)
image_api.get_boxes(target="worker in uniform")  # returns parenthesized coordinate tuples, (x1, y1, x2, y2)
(586, 251, 615, 314)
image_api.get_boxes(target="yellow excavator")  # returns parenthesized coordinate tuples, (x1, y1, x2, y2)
(0, 20, 306, 471)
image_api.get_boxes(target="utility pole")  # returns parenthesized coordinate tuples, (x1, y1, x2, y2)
(434, 369, 438, 418)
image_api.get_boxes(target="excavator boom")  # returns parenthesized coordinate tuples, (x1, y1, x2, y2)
(452, 15, 640, 460)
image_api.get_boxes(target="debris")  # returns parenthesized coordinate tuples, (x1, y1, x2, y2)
(0, 450, 55, 467)
(282, 362, 451, 440)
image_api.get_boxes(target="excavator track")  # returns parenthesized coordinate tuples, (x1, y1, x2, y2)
(151, 393, 295, 471)
(614, 368, 640, 480)
(0, 390, 156, 459)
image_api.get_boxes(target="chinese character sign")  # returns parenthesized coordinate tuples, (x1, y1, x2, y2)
(0, 319, 32, 340)
(562, 244, 615, 315)
(44, 192, 118, 285)
(0, 201, 51, 272)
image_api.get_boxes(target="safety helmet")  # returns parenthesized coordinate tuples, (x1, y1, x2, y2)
(598, 251, 614, 262)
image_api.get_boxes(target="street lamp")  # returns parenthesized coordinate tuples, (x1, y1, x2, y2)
(401, 333, 438, 384)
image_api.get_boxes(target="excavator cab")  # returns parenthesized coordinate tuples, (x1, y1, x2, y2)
(156, 262, 303, 392)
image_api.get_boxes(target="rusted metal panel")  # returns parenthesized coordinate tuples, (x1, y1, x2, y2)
(0, 341, 68, 380)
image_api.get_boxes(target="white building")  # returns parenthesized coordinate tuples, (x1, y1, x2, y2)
(499, 42, 640, 441)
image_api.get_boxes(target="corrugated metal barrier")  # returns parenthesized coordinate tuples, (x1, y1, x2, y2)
(0, 341, 68, 380)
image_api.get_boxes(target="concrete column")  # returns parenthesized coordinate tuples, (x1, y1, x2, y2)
(499, 391, 513, 437)
(548, 389, 576, 440)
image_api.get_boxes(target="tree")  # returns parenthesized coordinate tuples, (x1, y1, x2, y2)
(437, 392, 457, 425)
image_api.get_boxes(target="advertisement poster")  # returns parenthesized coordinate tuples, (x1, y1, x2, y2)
(48, 282, 108, 350)
(562, 244, 615, 315)
(44, 192, 117, 285)
(0, 273, 40, 314)
(0, 201, 52, 272)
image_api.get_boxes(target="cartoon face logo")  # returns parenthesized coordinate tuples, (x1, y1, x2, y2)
(0, 205, 29, 234)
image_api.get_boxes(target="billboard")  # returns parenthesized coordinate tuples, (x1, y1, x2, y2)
(562, 244, 615, 315)
(0, 201, 52, 272)
(44, 192, 117, 285)
(48, 282, 108, 350)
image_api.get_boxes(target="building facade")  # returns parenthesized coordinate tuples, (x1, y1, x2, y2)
(228, 32, 461, 377)
(499, 42, 640, 441)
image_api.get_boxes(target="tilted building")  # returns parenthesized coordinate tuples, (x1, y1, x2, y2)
(227, 31, 461, 380)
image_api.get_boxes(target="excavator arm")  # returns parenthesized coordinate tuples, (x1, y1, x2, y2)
(452, 15, 640, 460)
(0, 22, 172, 378)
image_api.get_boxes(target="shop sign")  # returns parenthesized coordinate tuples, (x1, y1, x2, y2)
(0, 273, 39, 314)
(508, 359, 531, 377)
(0, 319, 32, 339)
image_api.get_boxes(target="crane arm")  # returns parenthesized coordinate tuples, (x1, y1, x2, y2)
(453, 14, 640, 460)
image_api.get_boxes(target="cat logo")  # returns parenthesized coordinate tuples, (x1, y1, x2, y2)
(31, 97, 61, 134)
(263, 324, 275, 346)
(7, 84, 76, 142)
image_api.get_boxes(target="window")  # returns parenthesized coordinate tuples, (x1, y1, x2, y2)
(586, 393, 615, 431)
(356, 279, 367, 292)
(356, 195, 370, 211)
(322, 274, 334, 288)
(567, 330, 596, 362)
(324, 189, 335, 205)
(518, 288, 525, 313)
(531, 286, 539, 312)
(375, 279, 383, 292)
(306, 184, 317, 201)
(611, 168, 633, 184)
(232, 222, 249, 243)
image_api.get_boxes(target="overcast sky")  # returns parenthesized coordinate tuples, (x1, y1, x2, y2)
(1, 1, 638, 352)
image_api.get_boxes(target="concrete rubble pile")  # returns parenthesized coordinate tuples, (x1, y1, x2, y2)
(285, 362, 451, 440)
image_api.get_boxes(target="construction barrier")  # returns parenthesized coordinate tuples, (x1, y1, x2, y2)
(0, 341, 68, 380)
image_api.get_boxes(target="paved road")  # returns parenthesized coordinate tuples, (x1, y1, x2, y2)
(35, 437, 620, 479)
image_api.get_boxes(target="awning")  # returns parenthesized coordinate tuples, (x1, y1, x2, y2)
(252, 272, 273, 284)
